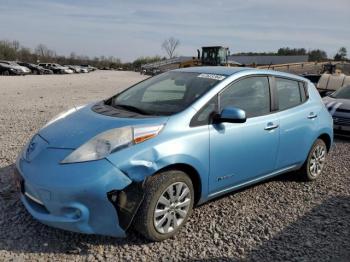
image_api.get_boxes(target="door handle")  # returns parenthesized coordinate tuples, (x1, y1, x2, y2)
(307, 112, 318, 119)
(264, 122, 279, 131)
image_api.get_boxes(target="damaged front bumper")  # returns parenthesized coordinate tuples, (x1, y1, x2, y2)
(15, 144, 145, 237)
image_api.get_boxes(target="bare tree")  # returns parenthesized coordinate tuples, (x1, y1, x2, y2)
(35, 44, 48, 57)
(162, 37, 180, 59)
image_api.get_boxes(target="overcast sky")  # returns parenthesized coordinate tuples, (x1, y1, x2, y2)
(0, 0, 349, 62)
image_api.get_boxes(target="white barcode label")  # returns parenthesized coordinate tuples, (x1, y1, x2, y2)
(197, 73, 226, 81)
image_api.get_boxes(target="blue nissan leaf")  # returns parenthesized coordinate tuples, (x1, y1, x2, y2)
(15, 67, 333, 241)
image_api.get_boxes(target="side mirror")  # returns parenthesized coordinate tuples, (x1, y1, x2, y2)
(214, 107, 246, 123)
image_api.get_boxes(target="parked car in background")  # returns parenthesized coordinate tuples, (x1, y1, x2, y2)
(38, 63, 73, 74)
(323, 85, 350, 136)
(41, 68, 54, 75)
(15, 67, 333, 241)
(81, 64, 96, 72)
(0, 61, 31, 75)
(64, 65, 89, 73)
(18, 62, 52, 75)
(0, 62, 23, 75)
(65, 65, 80, 73)
(79, 67, 89, 73)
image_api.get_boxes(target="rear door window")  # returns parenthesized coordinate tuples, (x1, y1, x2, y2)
(276, 78, 303, 110)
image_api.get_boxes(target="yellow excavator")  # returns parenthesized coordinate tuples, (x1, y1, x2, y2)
(179, 46, 230, 68)
(141, 46, 231, 75)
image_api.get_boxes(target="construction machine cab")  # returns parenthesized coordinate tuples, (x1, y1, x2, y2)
(200, 46, 230, 66)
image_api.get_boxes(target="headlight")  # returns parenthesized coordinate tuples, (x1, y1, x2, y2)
(61, 124, 164, 164)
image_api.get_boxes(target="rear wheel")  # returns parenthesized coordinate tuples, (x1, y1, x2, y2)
(2, 70, 9, 76)
(133, 170, 194, 241)
(299, 139, 327, 181)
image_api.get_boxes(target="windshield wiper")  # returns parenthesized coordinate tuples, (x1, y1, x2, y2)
(114, 104, 150, 115)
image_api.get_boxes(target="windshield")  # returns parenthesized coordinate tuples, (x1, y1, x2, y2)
(331, 85, 350, 99)
(109, 71, 225, 116)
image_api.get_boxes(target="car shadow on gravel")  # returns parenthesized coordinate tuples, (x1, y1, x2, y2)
(334, 135, 350, 142)
(189, 196, 350, 262)
(0, 163, 150, 256)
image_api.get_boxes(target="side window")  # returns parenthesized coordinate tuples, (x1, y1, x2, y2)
(220, 77, 270, 118)
(276, 78, 302, 110)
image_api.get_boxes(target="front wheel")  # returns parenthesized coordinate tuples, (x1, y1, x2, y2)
(299, 139, 327, 181)
(133, 170, 194, 241)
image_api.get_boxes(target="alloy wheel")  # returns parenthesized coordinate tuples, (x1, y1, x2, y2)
(153, 182, 191, 234)
(309, 144, 326, 177)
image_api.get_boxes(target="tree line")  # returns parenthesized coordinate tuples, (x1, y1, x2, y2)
(0, 39, 348, 70)
(235, 47, 348, 62)
(0, 40, 167, 70)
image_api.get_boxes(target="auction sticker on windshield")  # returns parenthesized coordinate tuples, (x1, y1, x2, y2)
(197, 73, 226, 81)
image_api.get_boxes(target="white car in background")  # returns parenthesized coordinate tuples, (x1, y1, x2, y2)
(79, 67, 89, 73)
(65, 65, 89, 73)
(61, 66, 74, 74)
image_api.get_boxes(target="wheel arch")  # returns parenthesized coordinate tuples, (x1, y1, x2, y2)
(152, 163, 202, 206)
(318, 133, 332, 152)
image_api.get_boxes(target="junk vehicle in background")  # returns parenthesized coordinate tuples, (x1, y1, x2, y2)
(323, 84, 350, 137)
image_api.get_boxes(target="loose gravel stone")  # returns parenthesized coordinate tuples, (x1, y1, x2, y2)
(0, 71, 349, 261)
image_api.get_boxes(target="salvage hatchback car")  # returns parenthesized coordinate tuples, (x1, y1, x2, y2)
(323, 85, 350, 137)
(15, 67, 333, 241)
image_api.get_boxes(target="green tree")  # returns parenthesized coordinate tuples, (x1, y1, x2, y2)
(308, 49, 328, 62)
(334, 47, 347, 61)
(277, 47, 307, 56)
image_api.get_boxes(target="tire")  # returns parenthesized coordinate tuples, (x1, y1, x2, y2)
(2, 70, 9, 76)
(298, 139, 327, 181)
(133, 170, 194, 241)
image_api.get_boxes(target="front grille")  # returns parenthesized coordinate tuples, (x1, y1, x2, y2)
(333, 117, 350, 126)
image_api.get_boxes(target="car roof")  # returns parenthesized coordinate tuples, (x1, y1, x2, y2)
(174, 66, 250, 76)
(174, 66, 307, 82)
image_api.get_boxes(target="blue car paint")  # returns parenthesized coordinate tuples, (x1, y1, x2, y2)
(16, 67, 333, 237)
(209, 113, 280, 194)
(39, 104, 169, 149)
(17, 143, 132, 236)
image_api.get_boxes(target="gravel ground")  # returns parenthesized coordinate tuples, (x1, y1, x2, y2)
(0, 71, 349, 261)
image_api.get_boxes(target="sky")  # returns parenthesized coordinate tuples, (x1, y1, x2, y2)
(0, 0, 349, 62)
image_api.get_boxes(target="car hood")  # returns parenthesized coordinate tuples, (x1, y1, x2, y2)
(323, 96, 350, 110)
(9, 64, 29, 71)
(38, 103, 169, 149)
(0, 63, 12, 69)
(2, 64, 21, 70)
(19, 66, 30, 72)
